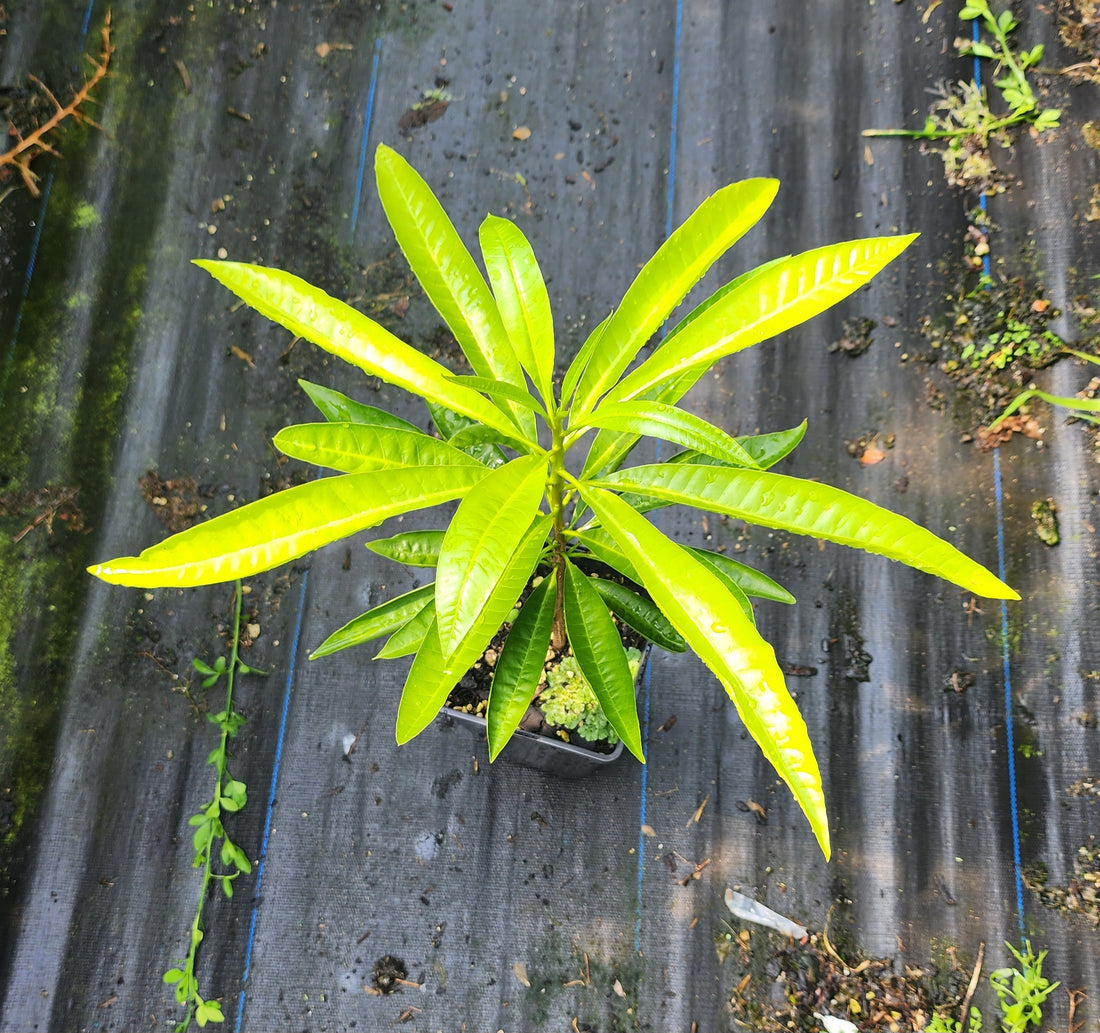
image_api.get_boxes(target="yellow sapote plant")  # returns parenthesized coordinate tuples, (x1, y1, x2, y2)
(90, 144, 1018, 858)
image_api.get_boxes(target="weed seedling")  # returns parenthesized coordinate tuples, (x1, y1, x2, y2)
(864, 1, 1060, 193)
(989, 939, 1060, 1032)
(162, 581, 264, 1030)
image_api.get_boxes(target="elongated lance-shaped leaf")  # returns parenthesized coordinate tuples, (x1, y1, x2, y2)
(374, 144, 536, 440)
(435, 454, 549, 658)
(580, 260, 793, 478)
(375, 598, 436, 659)
(688, 550, 756, 623)
(298, 379, 424, 434)
(563, 559, 644, 761)
(479, 214, 556, 407)
(311, 584, 434, 659)
(444, 374, 548, 418)
(599, 235, 919, 407)
(194, 260, 523, 442)
(588, 576, 686, 653)
(685, 546, 795, 605)
(396, 514, 553, 744)
(574, 401, 759, 467)
(88, 465, 489, 588)
(366, 530, 445, 567)
(426, 400, 510, 468)
(580, 485, 829, 857)
(561, 312, 612, 409)
(274, 423, 484, 474)
(486, 574, 556, 760)
(572, 178, 780, 416)
(593, 463, 1018, 600)
(571, 530, 643, 585)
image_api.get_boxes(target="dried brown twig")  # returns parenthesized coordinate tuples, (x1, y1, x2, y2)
(0, 13, 112, 197)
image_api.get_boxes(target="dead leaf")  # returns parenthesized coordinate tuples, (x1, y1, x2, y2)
(859, 444, 886, 465)
(513, 961, 530, 987)
(612, 978, 626, 998)
(687, 792, 710, 826)
(229, 344, 255, 368)
(641, 824, 656, 837)
(315, 42, 353, 58)
(864, 144, 874, 166)
(513, 126, 532, 140)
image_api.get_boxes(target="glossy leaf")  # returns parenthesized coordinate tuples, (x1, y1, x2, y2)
(562, 559, 643, 761)
(479, 213, 555, 406)
(310, 583, 434, 659)
(561, 312, 611, 408)
(366, 530, 445, 567)
(571, 530, 643, 585)
(580, 485, 829, 857)
(426, 400, 510, 468)
(435, 455, 549, 659)
(601, 235, 919, 405)
(444, 374, 548, 418)
(577, 401, 759, 467)
(579, 259, 793, 478)
(274, 423, 483, 473)
(298, 379, 423, 434)
(375, 597, 436, 659)
(594, 463, 1017, 599)
(88, 466, 488, 588)
(571, 178, 780, 415)
(588, 576, 686, 652)
(687, 549, 756, 623)
(374, 145, 536, 439)
(486, 574, 556, 760)
(193, 260, 521, 441)
(685, 546, 795, 605)
(395, 514, 553, 744)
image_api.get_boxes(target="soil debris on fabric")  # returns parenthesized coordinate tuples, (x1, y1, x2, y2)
(371, 954, 409, 994)
(138, 471, 207, 532)
(721, 920, 981, 1031)
(1024, 841, 1100, 926)
(828, 316, 876, 357)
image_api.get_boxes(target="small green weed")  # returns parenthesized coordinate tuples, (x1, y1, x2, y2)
(989, 939, 1060, 1032)
(927, 1005, 984, 1032)
(162, 581, 264, 1031)
(864, 1, 1060, 193)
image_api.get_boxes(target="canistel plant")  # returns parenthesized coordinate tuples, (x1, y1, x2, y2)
(89, 145, 1018, 857)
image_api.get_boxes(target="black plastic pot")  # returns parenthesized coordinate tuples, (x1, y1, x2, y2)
(443, 643, 651, 778)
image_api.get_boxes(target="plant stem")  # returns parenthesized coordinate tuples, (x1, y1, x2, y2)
(547, 414, 569, 650)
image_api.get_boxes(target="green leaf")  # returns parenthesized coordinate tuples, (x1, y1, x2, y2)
(435, 454, 548, 658)
(298, 379, 423, 434)
(685, 546, 795, 605)
(88, 465, 489, 588)
(193, 260, 521, 441)
(593, 463, 1018, 600)
(310, 584, 435, 658)
(426, 400, 511, 467)
(571, 529, 644, 584)
(395, 514, 553, 743)
(561, 312, 611, 408)
(486, 574, 556, 759)
(601, 235, 919, 405)
(577, 401, 760, 467)
(580, 485, 829, 857)
(195, 999, 224, 1027)
(374, 145, 536, 439)
(588, 576, 686, 652)
(479, 213, 556, 406)
(966, 41, 996, 59)
(374, 596, 436, 659)
(688, 550, 756, 623)
(163, 968, 185, 985)
(444, 374, 548, 418)
(572, 178, 780, 415)
(274, 423, 484, 473)
(562, 559, 643, 760)
(366, 530, 445, 567)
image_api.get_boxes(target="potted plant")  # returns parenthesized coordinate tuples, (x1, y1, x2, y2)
(89, 144, 1017, 857)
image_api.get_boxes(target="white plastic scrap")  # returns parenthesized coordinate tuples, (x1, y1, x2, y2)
(723, 887, 808, 939)
(813, 1013, 859, 1033)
